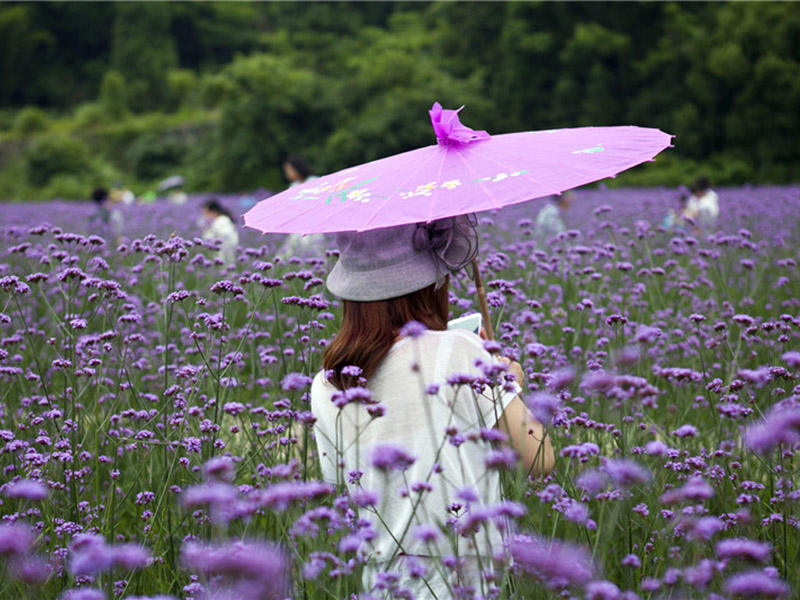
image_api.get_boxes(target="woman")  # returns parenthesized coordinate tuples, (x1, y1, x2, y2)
(283, 155, 316, 187)
(280, 155, 325, 258)
(201, 199, 239, 266)
(311, 217, 554, 599)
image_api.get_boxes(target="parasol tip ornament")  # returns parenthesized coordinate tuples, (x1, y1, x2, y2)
(429, 102, 490, 147)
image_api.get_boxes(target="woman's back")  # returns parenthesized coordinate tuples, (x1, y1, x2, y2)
(311, 329, 518, 595)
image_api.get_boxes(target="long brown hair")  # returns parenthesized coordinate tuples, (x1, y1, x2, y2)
(323, 279, 450, 390)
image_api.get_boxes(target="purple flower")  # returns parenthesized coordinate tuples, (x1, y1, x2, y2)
(716, 538, 772, 562)
(0, 522, 35, 556)
(331, 386, 375, 408)
(732, 314, 754, 326)
(3, 479, 48, 501)
(341, 365, 363, 377)
(181, 482, 238, 510)
(9, 555, 50, 585)
(581, 372, 616, 394)
(181, 540, 288, 598)
(111, 543, 151, 570)
(281, 372, 313, 391)
(621, 554, 641, 568)
(562, 500, 589, 524)
(644, 440, 669, 456)
(210, 279, 244, 295)
(399, 320, 427, 338)
(371, 444, 416, 472)
(661, 476, 714, 505)
(511, 534, 594, 589)
(744, 405, 800, 454)
(204, 456, 235, 483)
(602, 459, 651, 488)
(576, 469, 608, 494)
(684, 559, 716, 588)
(456, 487, 480, 503)
(782, 351, 800, 369)
(0, 275, 31, 295)
(725, 570, 789, 598)
(253, 480, 334, 512)
(547, 367, 575, 391)
(634, 325, 662, 344)
(60, 589, 106, 600)
(526, 392, 561, 426)
(673, 424, 698, 438)
(690, 516, 725, 541)
(585, 580, 621, 600)
(69, 534, 113, 576)
(414, 524, 440, 543)
(484, 446, 518, 470)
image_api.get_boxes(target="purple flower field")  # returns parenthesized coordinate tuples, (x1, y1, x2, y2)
(1, 184, 799, 599)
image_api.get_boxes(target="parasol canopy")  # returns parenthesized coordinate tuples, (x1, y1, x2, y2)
(243, 102, 672, 235)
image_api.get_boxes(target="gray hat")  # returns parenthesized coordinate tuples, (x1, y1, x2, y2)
(327, 216, 479, 302)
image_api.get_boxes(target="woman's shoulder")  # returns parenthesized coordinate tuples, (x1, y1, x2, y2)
(311, 370, 332, 392)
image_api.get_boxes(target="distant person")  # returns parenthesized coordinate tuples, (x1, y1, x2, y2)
(90, 187, 123, 243)
(280, 155, 325, 258)
(110, 182, 135, 205)
(534, 191, 571, 245)
(662, 193, 690, 233)
(202, 199, 239, 266)
(686, 176, 719, 230)
(168, 186, 187, 205)
(283, 155, 316, 187)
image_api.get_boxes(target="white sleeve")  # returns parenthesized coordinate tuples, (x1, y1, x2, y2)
(310, 373, 340, 484)
(443, 332, 520, 430)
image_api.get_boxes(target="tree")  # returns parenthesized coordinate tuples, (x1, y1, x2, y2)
(111, 3, 178, 112)
(209, 54, 333, 191)
(100, 70, 128, 119)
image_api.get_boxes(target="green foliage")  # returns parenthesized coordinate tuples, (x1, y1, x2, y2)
(0, 109, 14, 132)
(73, 102, 110, 129)
(24, 136, 93, 186)
(167, 69, 198, 110)
(39, 174, 93, 200)
(2, 2, 800, 197)
(13, 106, 50, 135)
(126, 133, 188, 181)
(198, 73, 235, 109)
(100, 70, 128, 120)
(111, 3, 178, 112)
(209, 54, 333, 190)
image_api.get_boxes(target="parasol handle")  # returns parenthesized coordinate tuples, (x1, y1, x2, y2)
(471, 258, 494, 341)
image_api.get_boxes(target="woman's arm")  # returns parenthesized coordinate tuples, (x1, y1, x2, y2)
(497, 396, 555, 476)
(495, 359, 555, 476)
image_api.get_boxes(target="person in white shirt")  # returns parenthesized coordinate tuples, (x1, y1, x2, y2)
(311, 216, 554, 599)
(686, 176, 719, 230)
(280, 155, 326, 258)
(534, 191, 572, 246)
(202, 199, 239, 266)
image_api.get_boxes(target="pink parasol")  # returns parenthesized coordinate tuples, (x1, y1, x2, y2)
(244, 103, 673, 337)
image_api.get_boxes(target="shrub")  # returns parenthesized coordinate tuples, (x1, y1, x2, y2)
(0, 109, 16, 132)
(39, 173, 94, 200)
(126, 133, 188, 181)
(199, 73, 236, 109)
(13, 106, 50, 136)
(100, 70, 128, 120)
(167, 69, 198, 109)
(24, 136, 93, 186)
(73, 102, 110, 128)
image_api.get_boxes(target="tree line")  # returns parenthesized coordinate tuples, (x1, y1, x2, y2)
(1, 2, 798, 199)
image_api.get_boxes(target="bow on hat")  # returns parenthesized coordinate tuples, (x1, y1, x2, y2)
(412, 214, 479, 288)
